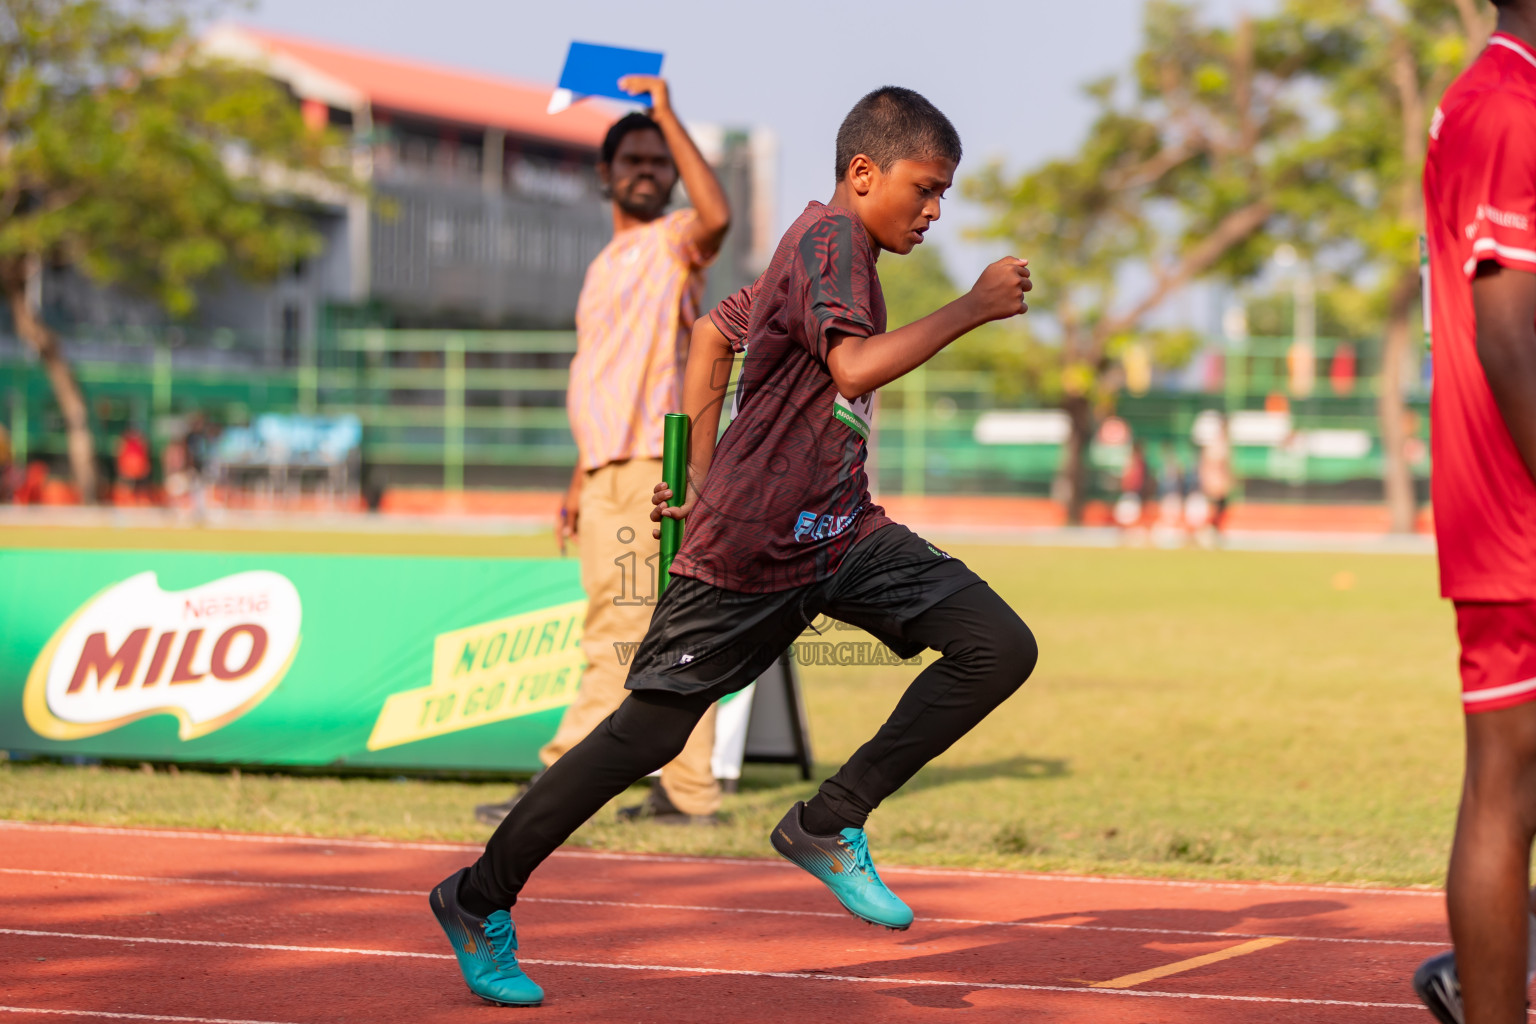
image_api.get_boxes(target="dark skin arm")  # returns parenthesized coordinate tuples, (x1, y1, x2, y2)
(619, 75, 731, 262)
(650, 255, 1034, 526)
(1473, 262, 1536, 483)
(650, 256, 1033, 525)
(651, 316, 736, 535)
(825, 257, 1031, 399)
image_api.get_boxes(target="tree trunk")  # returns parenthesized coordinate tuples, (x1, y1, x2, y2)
(1, 256, 97, 503)
(1057, 394, 1095, 526)
(1378, 269, 1418, 534)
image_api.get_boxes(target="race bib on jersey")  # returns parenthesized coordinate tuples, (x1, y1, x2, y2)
(833, 391, 875, 439)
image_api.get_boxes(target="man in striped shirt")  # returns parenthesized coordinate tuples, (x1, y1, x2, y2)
(474, 76, 730, 827)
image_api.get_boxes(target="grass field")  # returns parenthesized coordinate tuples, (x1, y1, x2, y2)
(0, 523, 1463, 887)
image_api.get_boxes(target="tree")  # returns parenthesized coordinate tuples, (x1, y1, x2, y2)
(1283, 0, 1492, 531)
(966, 1, 1341, 521)
(0, 0, 354, 500)
(969, 0, 1491, 529)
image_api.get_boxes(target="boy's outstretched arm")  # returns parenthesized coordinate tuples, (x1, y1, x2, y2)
(826, 257, 1031, 399)
(652, 316, 736, 534)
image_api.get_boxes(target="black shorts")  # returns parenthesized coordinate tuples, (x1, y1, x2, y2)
(624, 524, 983, 697)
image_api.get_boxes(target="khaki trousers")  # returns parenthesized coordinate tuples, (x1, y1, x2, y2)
(538, 457, 721, 815)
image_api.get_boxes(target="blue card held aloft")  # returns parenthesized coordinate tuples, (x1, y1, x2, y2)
(548, 41, 665, 114)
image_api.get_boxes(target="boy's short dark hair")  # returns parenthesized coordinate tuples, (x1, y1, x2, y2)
(601, 112, 663, 164)
(834, 87, 962, 182)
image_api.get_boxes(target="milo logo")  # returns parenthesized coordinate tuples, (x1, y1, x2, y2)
(23, 571, 302, 741)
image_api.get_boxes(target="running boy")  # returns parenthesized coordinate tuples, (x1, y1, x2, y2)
(429, 86, 1038, 1008)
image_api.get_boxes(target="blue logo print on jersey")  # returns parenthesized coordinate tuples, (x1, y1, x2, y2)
(794, 506, 862, 542)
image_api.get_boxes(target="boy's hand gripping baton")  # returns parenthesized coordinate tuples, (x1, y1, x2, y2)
(659, 412, 690, 595)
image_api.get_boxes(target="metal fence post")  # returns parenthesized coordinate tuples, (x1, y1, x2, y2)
(1224, 338, 1245, 419)
(902, 364, 926, 497)
(10, 368, 26, 464)
(152, 341, 172, 416)
(298, 339, 318, 415)
(444, 335, 465, 492)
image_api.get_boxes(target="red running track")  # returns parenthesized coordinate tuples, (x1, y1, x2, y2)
(0, 820, 1469, 1023)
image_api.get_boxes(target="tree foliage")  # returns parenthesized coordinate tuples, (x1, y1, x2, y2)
(1267, 0, 1491, 530)
(0, 0, 358, 498)
(964, 0, 1489, 526)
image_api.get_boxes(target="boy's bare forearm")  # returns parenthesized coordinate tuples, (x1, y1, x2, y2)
(681, 318, 736, 479)
(826, 295, 985, 398)
(825, 256, 1030, 398)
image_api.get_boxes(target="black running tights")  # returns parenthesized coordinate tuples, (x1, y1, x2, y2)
(462, 581, 1037, 912)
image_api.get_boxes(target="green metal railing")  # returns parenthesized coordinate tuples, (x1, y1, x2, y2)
(2, 328, 1426, 497)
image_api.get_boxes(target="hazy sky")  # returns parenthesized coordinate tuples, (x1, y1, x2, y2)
(242, 0, 1268, 296)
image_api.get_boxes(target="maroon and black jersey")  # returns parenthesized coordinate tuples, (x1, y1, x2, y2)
(669, 202, 892, 593)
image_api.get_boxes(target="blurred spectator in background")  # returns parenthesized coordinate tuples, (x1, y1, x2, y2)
(14, 460, 47, 504)
(0, 424, 11, 502)
(185, 413, 215, 518)
(1156, 441, 1188, 540)
(115, 427, 151, 505)
(1199, 412, 1233, 545)
(162, 437, 191, 511)
(474, 76, 731, 828)
(1114, 438, 1155, 542)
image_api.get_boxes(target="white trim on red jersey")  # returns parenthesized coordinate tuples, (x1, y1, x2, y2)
(1462, 238, 1536, 277)
(1490, 33, 1536, 71)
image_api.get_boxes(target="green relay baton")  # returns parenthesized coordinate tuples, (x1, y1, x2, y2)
(658, 412, 691, 594)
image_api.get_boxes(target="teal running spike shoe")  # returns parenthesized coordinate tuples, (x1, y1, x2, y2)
(429, 868, 544, 1007)
(770, 801, 913, 930)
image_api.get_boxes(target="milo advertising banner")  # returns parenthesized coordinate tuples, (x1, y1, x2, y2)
(1, 550, 588, 771)
(0, 550, 812, 776)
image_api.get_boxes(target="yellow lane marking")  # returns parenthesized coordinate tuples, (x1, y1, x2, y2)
(1088, 936, 1292, 989)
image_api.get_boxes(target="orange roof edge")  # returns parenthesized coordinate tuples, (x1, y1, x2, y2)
(208, 24, 618, 149)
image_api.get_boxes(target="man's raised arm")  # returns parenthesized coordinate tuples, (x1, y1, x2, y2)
(620, 75, 731, 263)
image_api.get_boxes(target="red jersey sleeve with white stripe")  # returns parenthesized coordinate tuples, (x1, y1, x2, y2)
(1457, 95, 1536, 276)
(1424, 33, 1536, 600)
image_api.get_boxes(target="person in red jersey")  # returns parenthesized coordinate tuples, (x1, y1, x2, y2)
(427, 87, 1038, 1008)
(1414, 2, 1536, 1022)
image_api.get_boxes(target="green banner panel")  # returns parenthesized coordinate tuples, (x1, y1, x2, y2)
(0, 549, 586, 772)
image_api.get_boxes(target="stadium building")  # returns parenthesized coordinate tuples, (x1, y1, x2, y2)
(7, 27, 776, 492)
(41, 25, 777, 358)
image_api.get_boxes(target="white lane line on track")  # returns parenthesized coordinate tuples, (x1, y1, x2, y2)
(0, 927, 1422, 1011)
(1, 1008, 303, 1024)
(0, 820, 1443, 899)
(0, 867, 1446, 948)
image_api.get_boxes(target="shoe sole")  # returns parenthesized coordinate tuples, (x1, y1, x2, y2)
(471, 987, 542, 1008)
(772, 847, 911, 932)
(1409, 993, 1458, 1024)
(1410, 981, 1459, 1024)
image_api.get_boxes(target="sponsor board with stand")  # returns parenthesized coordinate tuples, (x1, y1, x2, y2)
(0, 550, 810, 778)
